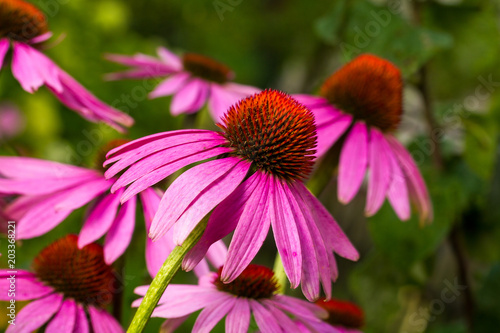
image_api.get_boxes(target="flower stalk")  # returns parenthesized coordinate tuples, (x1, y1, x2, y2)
(127, 218, 207, 333)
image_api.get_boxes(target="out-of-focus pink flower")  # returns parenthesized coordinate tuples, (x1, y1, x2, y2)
(106, 90, 359, 301)
(0, 235, 123, 332)
(0, 144, 161, 265)
(106, 48, 259, 121)
(0, 0, 133, 132)
(0, 103, 24, 139)
(295, 54, 432, 223)
(134, 264, 333, 333)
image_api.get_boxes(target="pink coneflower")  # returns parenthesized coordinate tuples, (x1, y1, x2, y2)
(134, 264, 335, 333)
(0, 0, 133, 131)
(295, 54, 432, 222)
(0, 141, 162, 265)
(106, 49, 259, 120)
(106, 89, 359, 301)
(0, 235, 123, 332)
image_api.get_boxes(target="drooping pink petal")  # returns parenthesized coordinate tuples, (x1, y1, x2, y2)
(205, 241, 228, 270)
(0, 274, 53, 301)
(0, 38, 10, 70)
(78, 190, 123, 249)
(221, 172, 272, 283)
(287, 183, 332, 299)
(386, 140, 410, 221)
(173, 159, 251, 245)
(294, 182, 359, 261)
(171, 78, 210, 115)
(365, 128, 392, 216)
(140, 188, 176, 277)
(149, 157, 248, 242)
(157, 47, 182, 69)
(14, 178, 112, 239)
(160, 316, 191, 333)
(338, 122, 369, 203)
(29, 32, 53, 44)
(192, 295, 236, 333)
(104, 51, 178, 80)
(112, 138, 227, 193)
(262, 300, 303, 332)
(6, 293, 63, 333)
(149, 72, 190, 98)
(271, 294, 328, 321)
(193, 260, 211, 278)
(0, 156, 95, 179)
(74, 304, 90, 333)
(225, 299, 251, 333)
(183, 172, 261, 271)
(386, 135, 433, 222)
(269, 177, 302, 289)
(0, 270, 32, 278)
(105, 130, 225, 176)
(88, 306, 124, 333)
(11, 42, 62, 93)
(151, 287, 223, 318)
(120, 147, 232, 203)
(250, 299, 282, 333)
(208, 83, 259, 121)
(315, 113, 353, 158)
(223, 82, 260, 96)
(104, 196, 137, 264)
(45, 298, 77, 333)
(47, 70, 134, 132)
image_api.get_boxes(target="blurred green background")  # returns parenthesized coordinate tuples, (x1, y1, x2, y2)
(1, 0, 500, 332)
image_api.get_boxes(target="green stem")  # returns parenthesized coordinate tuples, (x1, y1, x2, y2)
(127, 220, 207, 333)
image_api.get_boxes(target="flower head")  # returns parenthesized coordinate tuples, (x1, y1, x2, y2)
(295, 54, 432, 223)
(106, 47, 259, 120)
(0, 0, 133, 131)
(134, 264, 331, 333)
(0, 235, 123, 332)
(0, 143, 162, 266)
(106, 89, 359, 301)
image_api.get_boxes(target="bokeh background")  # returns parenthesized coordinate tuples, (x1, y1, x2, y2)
(1, 0, 500, 332)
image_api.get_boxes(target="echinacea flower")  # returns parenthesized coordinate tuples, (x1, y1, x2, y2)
(133, 264, 334, 333)
(311, 298, 364, 333)
(0, 0, 133, 131)
(0, 235, 123, 332)
(0, 142, 163, 265)
(295, 54, 432, 222)
(105, 89, 359, 301)
(106, 48, 259, 120)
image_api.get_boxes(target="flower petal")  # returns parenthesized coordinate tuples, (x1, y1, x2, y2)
(45, 298, 77, 333)
(104, 196, 137, 264)
(160, 316, 190, 333)
(149, 157, 246, 242)
(386, 135, 433, 222)
(173, 159, 251, 245)
(156, 47, 182, 69)
(0, 38, 10, 70)
(262, 300, 302, 332)
(6, 293, 63, 333)
(171, 78, 210, 115)
(338, 122, 369, 203)
(208, 83, 259, 121)
(78, 190, 123, 249)
(192, 295, 236, 333)
(365, 128, 392, 216)
(0, 274, 53, 301)
(0, 156, 96, 179)
(149, 72, 190, 98)
(225, 299, 251, 333)
(293, 94, 330, 108)
(88, 306, 124, 333)
(221, 172, 272, 283)
(183, 172, 261, 271)
(386, 141, 410, 220)
(74, 304, 90, 333)
(315, 113, 353, 158)
(0, 173, 100, 196)
(250, 300, 282, 333)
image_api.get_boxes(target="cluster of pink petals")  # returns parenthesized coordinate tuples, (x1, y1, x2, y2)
(0, 37, 133, 132)
(105, 128, 359, 301)
(133, 271, 335, 333)
(0, 156, 158, 265)
(297, 321, 363, 333)
(106, 47, 259, 120)
(0, 270, 122, 332)
(294, 95, 433, 223)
